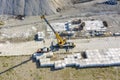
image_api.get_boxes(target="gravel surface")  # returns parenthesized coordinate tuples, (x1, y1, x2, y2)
(0, 37, 120, 56)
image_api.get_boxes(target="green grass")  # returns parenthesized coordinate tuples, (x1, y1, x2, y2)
(2, 63, 9, 67)
(0, 56, 120, 80)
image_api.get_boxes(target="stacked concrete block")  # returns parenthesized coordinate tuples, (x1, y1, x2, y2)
(73, 53, 82, 59)
(39, 58, 54, 67)
(45, 52, 54, 58)
(54, 60, 66, 69)
(34, 48, 120, 69)
(33, 53, 44, 60)
(79, 48, 120, 68)
(83, 20, 107, 32)
(64, 58, 76, 67)
(33, 52, 54, 60)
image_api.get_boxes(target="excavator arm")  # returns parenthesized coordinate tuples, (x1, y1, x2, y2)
(41, 15, 66, 46)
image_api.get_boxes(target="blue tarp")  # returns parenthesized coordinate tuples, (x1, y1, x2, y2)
(65, 23, 70, 31)
(104, 0, 117, 5)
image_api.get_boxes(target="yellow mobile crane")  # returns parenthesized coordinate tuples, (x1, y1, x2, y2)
(41, 15, 75, 49)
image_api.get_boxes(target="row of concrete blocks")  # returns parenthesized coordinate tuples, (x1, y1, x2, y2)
(35, 48, 120, 69)
(86, 48, 120, 59)
(38, 58, 120, 69)
(38, 54, 120, 69)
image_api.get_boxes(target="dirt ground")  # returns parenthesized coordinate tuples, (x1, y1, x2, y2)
(0, 0, 120, 80)
(0, 0, 120, 43)
(0, 56, 120, 80)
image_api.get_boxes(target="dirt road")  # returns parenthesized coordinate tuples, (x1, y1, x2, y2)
(0, 37, 120, 56)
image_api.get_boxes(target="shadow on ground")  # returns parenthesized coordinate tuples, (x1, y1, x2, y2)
(0, 56, 32, 75)
(72, 0, 93, 4)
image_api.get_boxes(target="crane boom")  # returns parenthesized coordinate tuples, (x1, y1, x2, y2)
(41, 15, 66, 46)
(41, 15, 56, 33)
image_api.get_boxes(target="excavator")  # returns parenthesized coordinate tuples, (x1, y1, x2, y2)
(41, 15, 75, 49)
